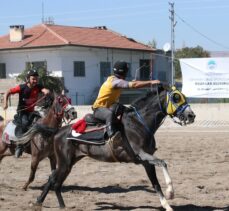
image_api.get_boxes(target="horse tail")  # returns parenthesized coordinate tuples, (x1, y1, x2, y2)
(16, 123, 58, 145)
(15, 126, 40, 145)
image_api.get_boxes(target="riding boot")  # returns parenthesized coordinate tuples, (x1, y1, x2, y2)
(15, 145, 24, 158)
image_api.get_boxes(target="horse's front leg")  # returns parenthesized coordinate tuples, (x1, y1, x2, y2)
(139, 150, 174, 210)
(48, 154, 56, 172)
(143, 162, 173, 211)
(23, 155, 39, 190)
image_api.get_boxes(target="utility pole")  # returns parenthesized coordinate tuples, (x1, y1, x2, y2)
(169, 2, 176, 85)
(42, 1, 44, 23)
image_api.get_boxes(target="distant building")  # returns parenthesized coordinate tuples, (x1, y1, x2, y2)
(0, 24, 171, 105)
(210, 51, 229, 57)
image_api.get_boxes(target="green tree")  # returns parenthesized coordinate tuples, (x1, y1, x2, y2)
(17, 65, 64, 94)
(175, 45, 210, 79)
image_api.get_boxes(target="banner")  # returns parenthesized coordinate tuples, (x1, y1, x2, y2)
(180, 57, 229, 98)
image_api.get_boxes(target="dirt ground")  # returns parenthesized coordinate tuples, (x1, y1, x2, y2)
(0, 127, 229, 211)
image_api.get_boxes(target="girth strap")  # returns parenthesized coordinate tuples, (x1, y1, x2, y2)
(120, 128, 142, 164)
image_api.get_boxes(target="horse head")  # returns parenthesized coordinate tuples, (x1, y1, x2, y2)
(51, 92, 77, 122)
(159, 83, 196, 125)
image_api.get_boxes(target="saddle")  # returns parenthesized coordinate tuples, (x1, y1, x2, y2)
(67, 114, 108, 145)
(2, 110, 43, 145)
(67, 104, 127, 145)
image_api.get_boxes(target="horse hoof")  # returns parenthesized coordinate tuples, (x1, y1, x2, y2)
(30, 202, 42, 211)
(22, 186, 27, 191)
(166, 190, 174, 200)
(166, 208, 173, 211)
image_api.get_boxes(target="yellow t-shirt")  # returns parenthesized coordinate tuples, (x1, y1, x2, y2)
(92, 75, 132, 108)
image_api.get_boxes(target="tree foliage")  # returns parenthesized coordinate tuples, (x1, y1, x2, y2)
(175, 45, 210, 79)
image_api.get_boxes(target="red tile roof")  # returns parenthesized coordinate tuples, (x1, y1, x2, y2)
(0, 24, 154, 52)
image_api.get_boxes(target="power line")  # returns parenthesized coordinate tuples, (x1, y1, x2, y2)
(175, 12, 229, 50)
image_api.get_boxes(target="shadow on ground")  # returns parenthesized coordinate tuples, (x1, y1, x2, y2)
(95, 202, 229, 211)
(30, 184, 155, 194)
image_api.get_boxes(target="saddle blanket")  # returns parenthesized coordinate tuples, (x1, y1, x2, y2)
(68, 118, 107, 145)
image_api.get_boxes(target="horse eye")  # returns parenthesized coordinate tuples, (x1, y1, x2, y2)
(172, 93, 181, 103)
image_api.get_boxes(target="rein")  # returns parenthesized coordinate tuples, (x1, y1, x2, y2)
(130, 86, 167, 136)
(130, 106, 151, 136)
(17, 95, 47, 112)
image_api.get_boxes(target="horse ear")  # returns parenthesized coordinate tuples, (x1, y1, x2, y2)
(160, 82, 171, 91)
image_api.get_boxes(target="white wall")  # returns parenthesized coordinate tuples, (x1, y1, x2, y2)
(0, 48, 62, 76)
(59, 46, 151, 105)
(0, 46, 152, 105)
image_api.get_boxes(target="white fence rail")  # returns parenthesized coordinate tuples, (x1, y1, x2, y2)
(1, 104, 229, 128)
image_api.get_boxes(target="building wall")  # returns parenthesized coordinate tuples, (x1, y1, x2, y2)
(0, 48, 62, 76)
(0, 47, 171, 105)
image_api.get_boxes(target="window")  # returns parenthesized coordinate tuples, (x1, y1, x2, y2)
(158, 71, 167, 81)
(126, 62, 132, 80)
(74, 61, 85, 77)
(0, 63, 6, 78)
(139, 59, 150, 80)
(100, 62, 111, 84)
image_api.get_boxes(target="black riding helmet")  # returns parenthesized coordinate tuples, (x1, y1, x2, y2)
(113, 61, 129, 78)
(26, 69, 39, 80)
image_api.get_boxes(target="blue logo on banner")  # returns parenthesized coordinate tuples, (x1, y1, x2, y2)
(207, 60, 217, 70)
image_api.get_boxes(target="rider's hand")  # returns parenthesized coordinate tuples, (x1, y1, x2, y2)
(151, 80, 160, 85)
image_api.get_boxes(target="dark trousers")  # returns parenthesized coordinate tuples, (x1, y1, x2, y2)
(15, 112, 32, 137)
(93, 107, 115, 125)
(93, 104, 124, 137)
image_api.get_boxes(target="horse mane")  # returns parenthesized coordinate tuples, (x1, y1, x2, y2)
(131, 83, 168, 109)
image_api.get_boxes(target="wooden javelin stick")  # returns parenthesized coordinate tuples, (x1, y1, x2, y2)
(4, 110, 6, 125)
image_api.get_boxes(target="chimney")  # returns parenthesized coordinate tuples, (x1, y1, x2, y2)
(9, 25, 24, 42)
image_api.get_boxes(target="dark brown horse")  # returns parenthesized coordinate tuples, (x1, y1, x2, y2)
(36, 84, 195, 211)
(0, 93, 77, 190)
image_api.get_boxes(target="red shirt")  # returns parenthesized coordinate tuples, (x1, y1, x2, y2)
(10, 83, 43, 112)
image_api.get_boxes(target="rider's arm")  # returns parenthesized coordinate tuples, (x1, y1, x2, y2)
(111, 76, 160, 89)
(129, 80, 160, 88)
(3, 90, 11, 110)
(3, 85, 21, 110)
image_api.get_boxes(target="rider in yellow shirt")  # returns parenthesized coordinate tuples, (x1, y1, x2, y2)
(92, 60, 160, 138)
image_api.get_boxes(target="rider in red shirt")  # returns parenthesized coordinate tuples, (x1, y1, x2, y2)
(3, 69, 49, 157)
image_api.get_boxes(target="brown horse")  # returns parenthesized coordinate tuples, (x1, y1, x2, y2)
(0, 93, 77, 190)
(36, 84, 195, 211)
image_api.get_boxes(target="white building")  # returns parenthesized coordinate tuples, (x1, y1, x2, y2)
(0, 24, 171, 105)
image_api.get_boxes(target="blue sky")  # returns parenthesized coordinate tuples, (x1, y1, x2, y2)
(1, 0, 228, 51)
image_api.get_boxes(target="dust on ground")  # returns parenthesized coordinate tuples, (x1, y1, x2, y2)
(0, 128, 229, 211)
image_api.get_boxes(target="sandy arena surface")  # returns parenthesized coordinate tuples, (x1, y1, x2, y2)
(0, 127, 229, 211)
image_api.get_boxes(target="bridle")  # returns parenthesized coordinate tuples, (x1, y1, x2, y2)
(53, 95, 71, 119)
(131, 85, 189, 135)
